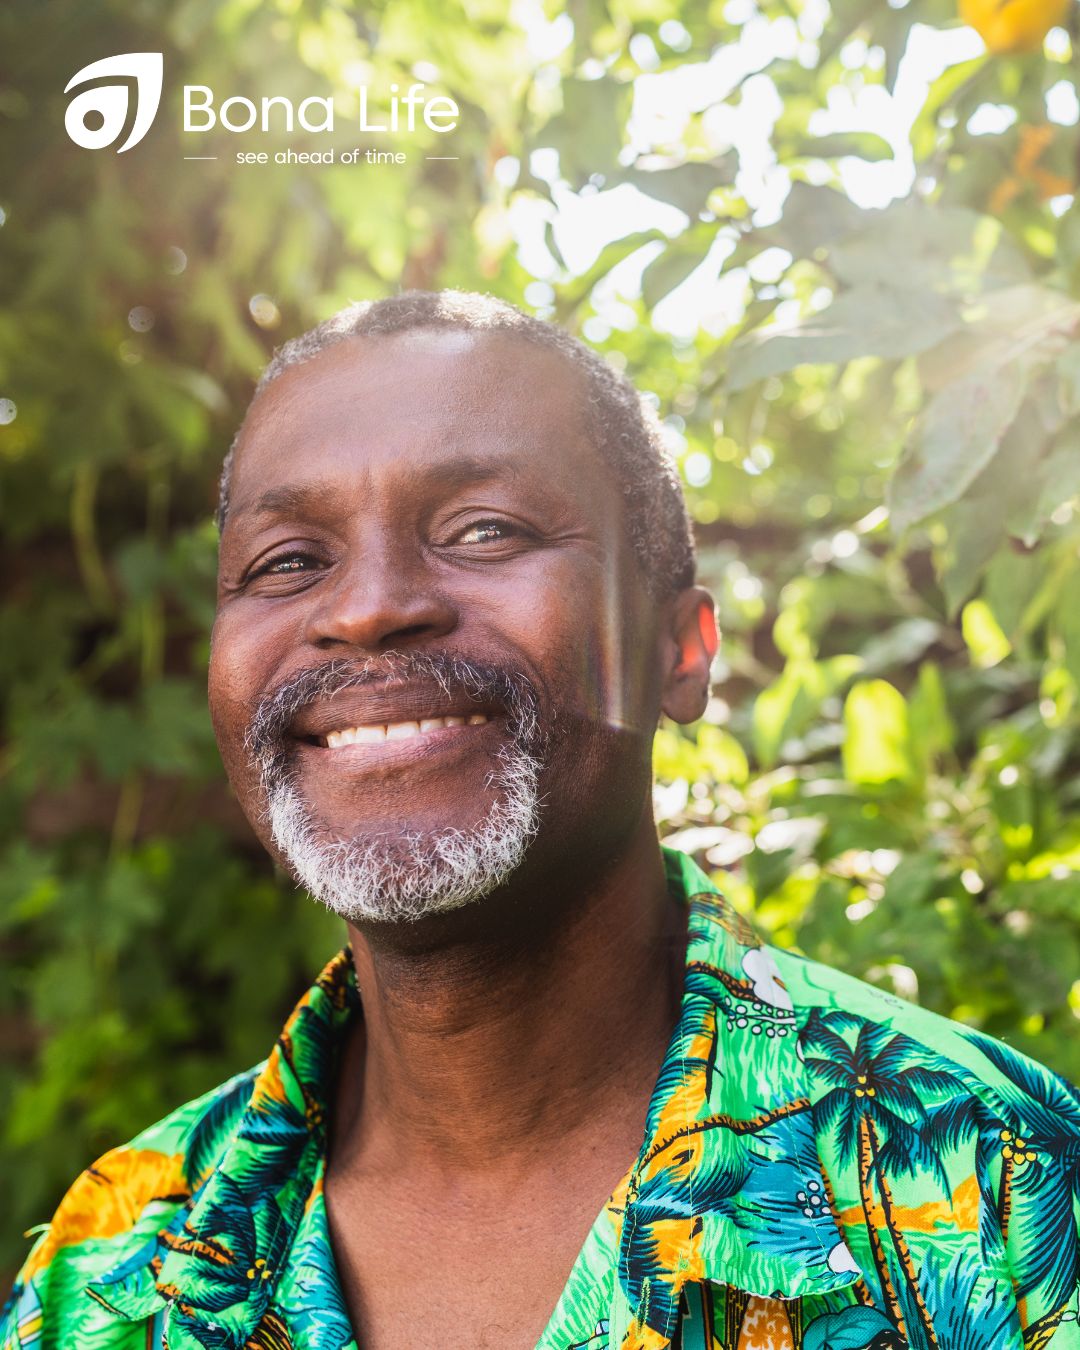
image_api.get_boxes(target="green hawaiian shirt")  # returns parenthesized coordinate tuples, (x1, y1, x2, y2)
(4, 848, 1080, 1350)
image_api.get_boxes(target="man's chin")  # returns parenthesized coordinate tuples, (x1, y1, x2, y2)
(280, 810, 483, 854)
(264, 772, 540, 925)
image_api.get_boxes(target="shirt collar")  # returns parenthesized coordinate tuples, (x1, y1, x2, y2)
(91, 848, 859, 1344)
(608, 848, 860, 1347)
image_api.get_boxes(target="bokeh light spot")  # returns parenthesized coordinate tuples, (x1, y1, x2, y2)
(249, 294, 282, 329)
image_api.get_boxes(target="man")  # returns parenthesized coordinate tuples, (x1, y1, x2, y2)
(3, 291, 1079, 1350)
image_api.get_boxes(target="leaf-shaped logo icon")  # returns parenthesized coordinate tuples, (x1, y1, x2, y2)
(64, 53, 163, 153)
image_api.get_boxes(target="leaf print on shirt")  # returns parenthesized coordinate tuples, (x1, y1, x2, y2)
(910, 1252, 1016, 1350)
(802, 1303, 903, 1350)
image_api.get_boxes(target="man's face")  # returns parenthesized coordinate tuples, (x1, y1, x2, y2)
(209, 329, 668, 923)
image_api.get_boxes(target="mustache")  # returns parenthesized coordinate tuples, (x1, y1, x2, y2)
(245, 651, 548, 772)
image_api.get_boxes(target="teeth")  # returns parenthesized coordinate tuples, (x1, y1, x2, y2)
(323, 713, 488, 748)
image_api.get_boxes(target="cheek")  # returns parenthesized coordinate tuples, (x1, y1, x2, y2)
(593, 610, 661, 734)
(499, 568, 657, 734)
(569, 583, 658, 733)
(207, 615, 271, 756)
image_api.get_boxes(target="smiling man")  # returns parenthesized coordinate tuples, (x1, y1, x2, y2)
(4, 292, 1080, 1350)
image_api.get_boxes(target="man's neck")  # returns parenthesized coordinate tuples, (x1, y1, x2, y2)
(330, 824, 687, 1179)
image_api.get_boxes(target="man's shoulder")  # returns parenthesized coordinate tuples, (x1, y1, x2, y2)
(675, 848, 1078, 1130)
(774, 940, 1080, 1124)
(1, 1062, 263, 1342)
(760, 943, 1080, 1342)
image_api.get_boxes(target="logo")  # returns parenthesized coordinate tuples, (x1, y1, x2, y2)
(64, 53, 163, 153)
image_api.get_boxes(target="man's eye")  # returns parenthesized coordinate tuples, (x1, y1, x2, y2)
(456, 520, 528, 545)
(252, 552, 318, 577)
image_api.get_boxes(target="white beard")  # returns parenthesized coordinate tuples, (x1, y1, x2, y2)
(264, 736, 544, 924)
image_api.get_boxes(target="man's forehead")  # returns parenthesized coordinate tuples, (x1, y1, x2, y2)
(251, 327, 581, 419)
(227, 327, 597, 511)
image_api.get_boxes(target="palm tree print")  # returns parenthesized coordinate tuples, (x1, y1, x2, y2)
(801, 1009, 965, 1348)
(961, 1032, 1080, 1323)
(915, 1028, 1080, 1343)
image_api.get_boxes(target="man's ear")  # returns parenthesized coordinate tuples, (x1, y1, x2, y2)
(660, 586, 719, 725)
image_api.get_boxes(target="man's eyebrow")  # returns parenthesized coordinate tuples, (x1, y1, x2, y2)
(421, 455, 520, 488)
(235, 457, 520, 521)
(242, 482, 332, 519)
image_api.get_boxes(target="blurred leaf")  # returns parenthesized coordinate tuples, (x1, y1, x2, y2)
(883, 852, 944, 911)
(753, 656, 862, 768)
(642, 245, 706, 308)
(889, 360, 1027, 533)
(540, 76, 633, 184)
(621, 157, 737, 214)
(1009, 426, 1080, 545)
(753, 665, 815, 770)
(1059, 345, 1080, 417)
(698, 725, 750, 785)
(910, 56, 989, 162)
(843, 679, 913, 785)
(909, 662, 956, 769)
(962, 598, 1012, 669)
(728, 286, 960, 392)
(831, 206, 1030, 294)
(756, 181, 867, 256)
(857, 619, 941, 676)
(794, 132, 894, 162)
(557, 229, 667, 310)
(1054, 590, 1080, 692)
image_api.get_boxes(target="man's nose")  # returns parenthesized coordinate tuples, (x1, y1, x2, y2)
(302, 537, 458, 652)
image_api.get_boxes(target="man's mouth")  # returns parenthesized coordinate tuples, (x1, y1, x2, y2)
(322, 712, 489, 749)
(246, 656, 545, 782)
(284, 681, 499, 755)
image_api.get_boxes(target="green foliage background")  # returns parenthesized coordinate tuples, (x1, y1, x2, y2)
(2, 0, 1080, 1275)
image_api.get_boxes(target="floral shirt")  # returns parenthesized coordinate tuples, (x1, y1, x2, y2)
(4, 848, 1080, 1350)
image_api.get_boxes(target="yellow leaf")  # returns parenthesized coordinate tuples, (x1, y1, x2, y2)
(962, 599, 1012, 669)
(843, 679, 913, 785)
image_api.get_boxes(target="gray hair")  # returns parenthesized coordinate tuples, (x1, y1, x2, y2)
(217, 290, 696, 597)
(247, 651, 548, 924)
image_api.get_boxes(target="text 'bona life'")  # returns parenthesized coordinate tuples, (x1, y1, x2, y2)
(183, 83, 459, 135)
